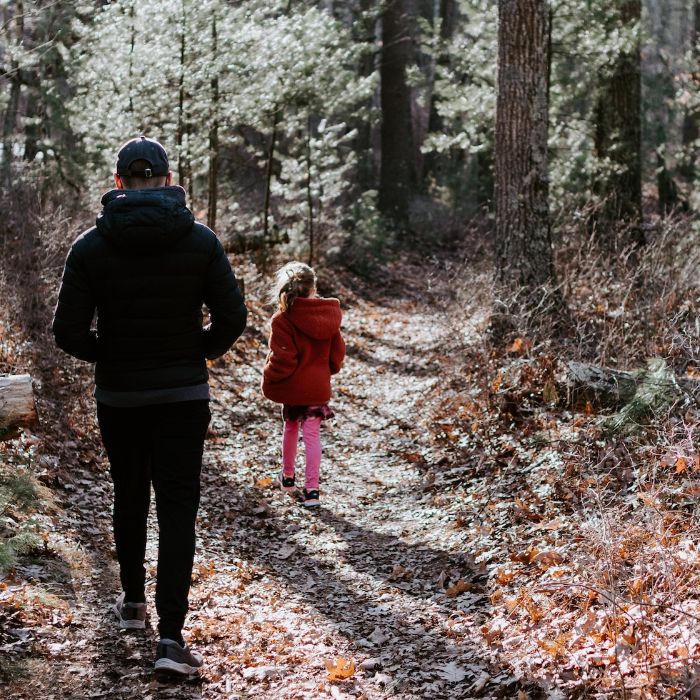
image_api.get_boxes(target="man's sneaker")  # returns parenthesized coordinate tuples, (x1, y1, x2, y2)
(278, 470, 296, 492)
(154, 638, 204, 677)
(302, 489, 320, 508)
(113, 592, 146, 630)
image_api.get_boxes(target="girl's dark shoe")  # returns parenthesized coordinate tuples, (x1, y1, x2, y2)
(302, 489, 320, 508)
(278, 470, 296, 492)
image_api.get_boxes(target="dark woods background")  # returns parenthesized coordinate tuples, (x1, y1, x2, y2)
(1, 1, 697, 258)
(0, 0, 698, 384)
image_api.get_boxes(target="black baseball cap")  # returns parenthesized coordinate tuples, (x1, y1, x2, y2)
(116, 136, 169, 178)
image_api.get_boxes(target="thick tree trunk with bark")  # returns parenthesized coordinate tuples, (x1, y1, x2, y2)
(593, 0, 643, 243)
(0, 375, 37, 441)
(494, 0, 555, 289)
(354, 0, 377, 190)
(379, 0, 415, 227)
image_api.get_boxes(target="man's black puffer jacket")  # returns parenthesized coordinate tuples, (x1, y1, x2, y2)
(52, 186, 247, 391)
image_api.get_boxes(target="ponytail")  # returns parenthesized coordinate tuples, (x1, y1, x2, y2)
(269, 261, 317, 312)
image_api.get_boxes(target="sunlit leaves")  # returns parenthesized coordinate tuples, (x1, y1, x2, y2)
(324, 656, 355, 681)
(69, 0, 374, 239)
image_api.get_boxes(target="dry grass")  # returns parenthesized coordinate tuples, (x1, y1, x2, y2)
(426, 211, 700, 697)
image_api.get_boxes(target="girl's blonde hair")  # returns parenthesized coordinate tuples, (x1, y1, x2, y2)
(270, 261, 316, 312)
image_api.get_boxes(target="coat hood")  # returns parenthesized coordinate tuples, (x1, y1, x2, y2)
(286, 297, 341, 339)
(96, 186, 194, 254)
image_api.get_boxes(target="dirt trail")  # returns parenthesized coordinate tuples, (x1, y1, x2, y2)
(5, 277, 511, 699)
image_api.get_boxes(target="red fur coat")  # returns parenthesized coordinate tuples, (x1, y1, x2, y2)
(262, 297, 345, 405)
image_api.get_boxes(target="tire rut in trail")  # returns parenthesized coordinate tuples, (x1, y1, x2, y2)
(194, 296, 499, 698)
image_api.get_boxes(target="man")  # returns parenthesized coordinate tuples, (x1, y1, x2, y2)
(53, 136, 246, 676)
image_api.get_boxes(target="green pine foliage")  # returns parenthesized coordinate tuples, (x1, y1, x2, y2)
(0, 464, 42, 571)
(1, 0, 698, 252)
(69, 0, 375, 261)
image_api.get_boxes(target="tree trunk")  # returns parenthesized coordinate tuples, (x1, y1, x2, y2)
(379, 0, 415, 227)
(592, 0, 643, 244)
(177, 1, 188, 189)
(354, 0, 377, 190)
(680, 0, 700, 184)
(423, 0, 458, 187)
(306, 115, 315, 266)
(1, 0, 24, 185)
(494, 0, 555, 290)
(262, 109, 279, 242)
(23, 90, 40, 163)
(0, 375, 37, 441)
(127, 1, 136, 115)
(657, 148, 680, 216)
(427, 3, 458, 135)
(207, 15, 219, 230)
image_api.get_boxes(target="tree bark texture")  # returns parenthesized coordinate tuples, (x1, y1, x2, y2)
(177, 1, 188, 190)
(379, 0, 415, 226)
(495, 0, 555, 289)
(306, 115, 315, 266)
(207, 15, 219, 230)
(262, 110, 279, 242)
(680, 0, 700, 183)
(0, 375, 37, 440)
(498, 359, 700, 412)
(354, 0, 377, 190)
(593, 0, 642, 239)
(1, 0, 24, 184)
(127, 1, 136, 115)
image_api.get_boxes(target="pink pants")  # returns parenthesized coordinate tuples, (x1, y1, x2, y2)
(282, 416, 322, 490)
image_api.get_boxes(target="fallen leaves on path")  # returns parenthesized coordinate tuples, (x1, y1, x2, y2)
(325, 656, 356, 681)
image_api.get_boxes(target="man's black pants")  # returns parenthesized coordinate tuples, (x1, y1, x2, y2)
(97, 400, 211, 641)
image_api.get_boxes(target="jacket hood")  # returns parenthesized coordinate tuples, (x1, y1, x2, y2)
(96, 186, 194, 253)
(286, 297, 341, 339)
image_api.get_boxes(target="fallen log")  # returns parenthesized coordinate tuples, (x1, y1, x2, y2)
(0, 374, 38, 441)
(564, 359, 699, 434)
(565, 361, 640, 409)
(565, 360, 700, 410)
(496, 357, 699, 431)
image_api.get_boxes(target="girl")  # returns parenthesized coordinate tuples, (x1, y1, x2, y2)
(262, 261, 345, 507)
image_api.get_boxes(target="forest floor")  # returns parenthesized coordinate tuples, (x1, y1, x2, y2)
(1, 253, 699, 700)
(0, 258, 508, 700)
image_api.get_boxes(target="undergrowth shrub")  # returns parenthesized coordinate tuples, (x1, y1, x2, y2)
(0, 170, 90, 567)
(422, 210, 700, 696)
(559, 215, 700, 369)
(0, 458, 43, 571)
(0, 169, 81, 350)
(340, 190, 397, 276)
